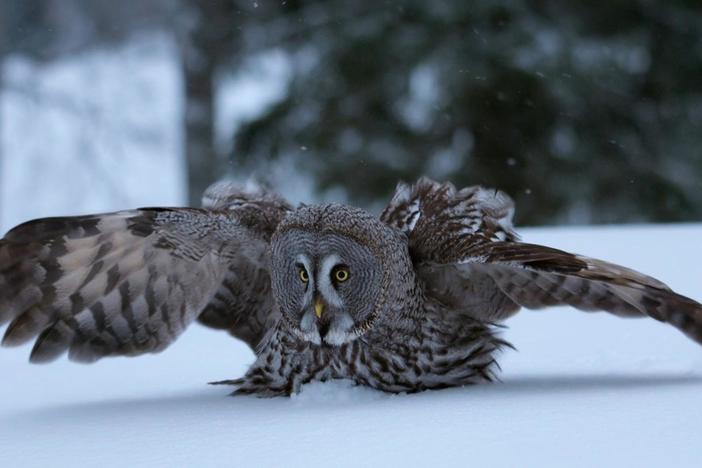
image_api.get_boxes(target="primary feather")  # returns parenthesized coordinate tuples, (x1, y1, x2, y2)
(0, 184, 290, 363)
(384, 178, 702, 343)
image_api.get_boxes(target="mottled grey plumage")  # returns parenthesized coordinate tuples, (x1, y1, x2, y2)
(1, 178, 701, 396)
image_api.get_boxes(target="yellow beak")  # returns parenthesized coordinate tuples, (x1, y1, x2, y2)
(314, 297, 324, 318)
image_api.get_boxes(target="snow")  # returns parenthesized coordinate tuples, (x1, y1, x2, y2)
(1, 222, 700, 468)
(0, 33, 186, 233)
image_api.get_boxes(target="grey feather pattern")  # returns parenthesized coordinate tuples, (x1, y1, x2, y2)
(195, 182, 291, 347)
(381, 176, 518, 249)
(0, 183, 291, 363)
(385, 178, 702, 345)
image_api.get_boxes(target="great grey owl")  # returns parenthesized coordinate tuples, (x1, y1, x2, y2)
(1, 178, 701, 396)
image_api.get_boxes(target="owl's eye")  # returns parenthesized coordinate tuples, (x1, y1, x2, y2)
(299, 267, 309, 283)
(332, 266, 350, 283)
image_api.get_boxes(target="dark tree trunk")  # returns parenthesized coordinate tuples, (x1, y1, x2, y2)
(0, 71, 3, 229)
(183, 57, 217, 207)
(0, 7, 6, 228)
(178, 0, 239, 207)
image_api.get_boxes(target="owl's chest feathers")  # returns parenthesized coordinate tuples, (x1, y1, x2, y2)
(338, 310, 504, 392)
(247, 307, 504, 395)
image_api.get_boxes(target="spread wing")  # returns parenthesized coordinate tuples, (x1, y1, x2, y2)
(381, 177, 702, 345)
(0, 182, 291, 363)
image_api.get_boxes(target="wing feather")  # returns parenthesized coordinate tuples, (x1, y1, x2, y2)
(1, 182, 291, 363)
(383, 178, 702, 345)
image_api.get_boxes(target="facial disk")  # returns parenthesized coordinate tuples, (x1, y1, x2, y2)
(271, 230, 382, 346)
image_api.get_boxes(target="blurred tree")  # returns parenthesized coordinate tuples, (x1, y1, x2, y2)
(177, 0, 242, 206)
(0, 0, 43, 222)
(232, 0, 702, 225)
(2, 0, 701, 224)
(0, 0, 236, 206)
(0, 4, 4, 223)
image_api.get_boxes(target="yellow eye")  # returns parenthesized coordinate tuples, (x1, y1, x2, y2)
(299, 268, 309, 283)
(333, 267, 350, 283)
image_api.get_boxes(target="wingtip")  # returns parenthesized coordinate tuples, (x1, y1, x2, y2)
(28, 322, 72, 364)
(208, 378, 245, 386)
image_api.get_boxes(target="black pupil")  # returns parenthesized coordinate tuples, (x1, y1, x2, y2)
(335, 268, 347, 281)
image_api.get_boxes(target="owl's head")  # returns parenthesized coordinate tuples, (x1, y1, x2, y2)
(270, 204, 410, 346)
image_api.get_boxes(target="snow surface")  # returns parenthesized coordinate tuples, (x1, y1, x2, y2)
(0, 33, 186, 232)
(1, 223, 701, 468)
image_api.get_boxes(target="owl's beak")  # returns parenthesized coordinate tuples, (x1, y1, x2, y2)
(314, 296, 325, 318)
